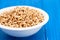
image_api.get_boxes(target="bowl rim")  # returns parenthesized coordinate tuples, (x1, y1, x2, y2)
(0, 5, 49, 30)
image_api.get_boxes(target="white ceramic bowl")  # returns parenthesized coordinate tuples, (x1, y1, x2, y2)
(0, 6, 49, 37)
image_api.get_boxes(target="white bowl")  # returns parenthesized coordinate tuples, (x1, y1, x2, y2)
(0, 6, 49, 37)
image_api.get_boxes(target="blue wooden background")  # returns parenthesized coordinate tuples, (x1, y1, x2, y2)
(0, 0, 60, 40)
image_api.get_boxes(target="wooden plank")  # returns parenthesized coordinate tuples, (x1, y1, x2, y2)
(42, 0, 60, 40)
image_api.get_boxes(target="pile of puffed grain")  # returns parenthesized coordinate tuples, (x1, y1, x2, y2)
(0, 7, 44, 28)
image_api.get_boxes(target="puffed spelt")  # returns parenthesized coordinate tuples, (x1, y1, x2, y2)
(0, 7, 44, 28)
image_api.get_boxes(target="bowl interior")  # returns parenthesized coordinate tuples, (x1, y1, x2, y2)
(0, 6, 49, 30)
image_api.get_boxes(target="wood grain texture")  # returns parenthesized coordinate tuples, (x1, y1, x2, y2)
(42, 0, 60, 40)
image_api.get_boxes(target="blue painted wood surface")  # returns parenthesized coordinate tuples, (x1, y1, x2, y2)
(42, 0, 60, 40)
(0, 0, 60, 40)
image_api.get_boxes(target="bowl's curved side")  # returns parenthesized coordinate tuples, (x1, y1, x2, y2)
(1, 26, 41, 37)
